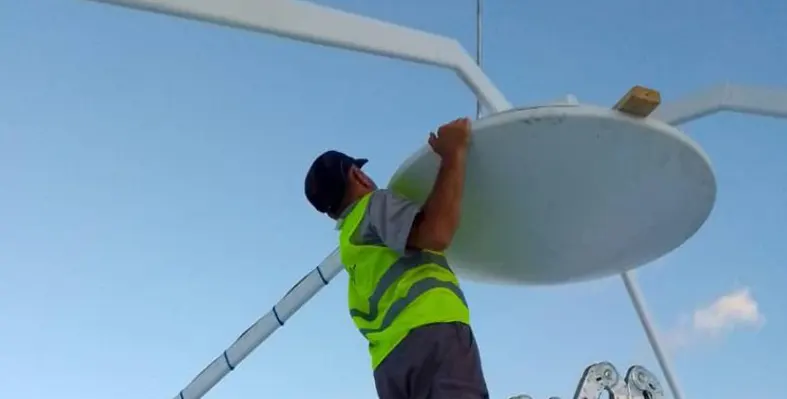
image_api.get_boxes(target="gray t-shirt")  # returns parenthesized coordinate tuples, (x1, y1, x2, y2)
(338, 189, 422, 255)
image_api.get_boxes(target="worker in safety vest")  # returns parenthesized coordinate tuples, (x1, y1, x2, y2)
(304, 117, 489, 399)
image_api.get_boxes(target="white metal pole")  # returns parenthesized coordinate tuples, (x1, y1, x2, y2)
(475, 0, 483, 119)
(86, 0, 512, 113)
(621, 271, 684, 399)
(172, 248, 343, 399)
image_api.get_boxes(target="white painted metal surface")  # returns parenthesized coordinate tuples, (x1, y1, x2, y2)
(81, 1, 787, 399)
(653, 83, 787, 125)
(388, 105, 716, 284)
(88, 0, 510, 113)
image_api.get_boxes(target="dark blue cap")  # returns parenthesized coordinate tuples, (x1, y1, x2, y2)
(305, 150, 368, 215)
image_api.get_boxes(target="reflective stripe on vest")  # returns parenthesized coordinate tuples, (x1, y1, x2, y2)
(349, 251, 468, 337)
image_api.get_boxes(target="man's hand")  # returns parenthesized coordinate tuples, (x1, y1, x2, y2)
(428, 118, 471, 160)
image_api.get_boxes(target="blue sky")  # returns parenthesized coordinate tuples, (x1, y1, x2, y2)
(2, 0, 786, 398)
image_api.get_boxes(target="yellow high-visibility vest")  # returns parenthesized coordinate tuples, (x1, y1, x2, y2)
(338, 192, 470, 369)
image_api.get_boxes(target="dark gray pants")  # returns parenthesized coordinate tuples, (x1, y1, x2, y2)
(373, 322, 490, 399)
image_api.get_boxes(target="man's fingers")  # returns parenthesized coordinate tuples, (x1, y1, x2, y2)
(437, 117, 470, 133)
(453, 117, 470, 127)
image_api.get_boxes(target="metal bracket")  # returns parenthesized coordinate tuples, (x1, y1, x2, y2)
(508, 362, 664, 399)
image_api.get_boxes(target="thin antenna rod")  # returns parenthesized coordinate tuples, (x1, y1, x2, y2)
(621, 272, 685, 399)
(475, 0, 483, 118)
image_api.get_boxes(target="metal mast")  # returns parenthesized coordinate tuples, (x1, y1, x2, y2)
(475, 0, 483, 118)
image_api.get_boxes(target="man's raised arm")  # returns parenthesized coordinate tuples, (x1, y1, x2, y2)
(408, 118, 471, 252)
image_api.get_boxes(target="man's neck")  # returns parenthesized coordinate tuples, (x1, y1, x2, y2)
(334, 190, 375, 230)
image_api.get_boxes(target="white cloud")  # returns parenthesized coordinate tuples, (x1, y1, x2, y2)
(663, 287, 764, 351)
(692, 287, 765, 335)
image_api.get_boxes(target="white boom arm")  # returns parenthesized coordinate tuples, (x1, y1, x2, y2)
(87, 0, 511, 113)
(82, 1, 787, 399)
(653, 83, 787, 125)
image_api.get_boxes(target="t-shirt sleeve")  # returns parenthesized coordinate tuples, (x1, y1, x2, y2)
(365, 189, 422, 256)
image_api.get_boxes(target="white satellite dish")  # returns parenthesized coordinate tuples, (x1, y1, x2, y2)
(80, 1, 787, 399)
(389, 104, 715, 284)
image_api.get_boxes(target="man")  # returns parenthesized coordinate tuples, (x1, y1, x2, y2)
(304, 117, 489, 399)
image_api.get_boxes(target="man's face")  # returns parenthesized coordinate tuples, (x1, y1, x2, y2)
(349, 166, 377, 192)
(327, 167, 376, 220)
